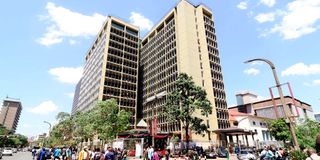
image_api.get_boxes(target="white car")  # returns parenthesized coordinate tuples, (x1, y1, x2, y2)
(2, 148, 13, 156)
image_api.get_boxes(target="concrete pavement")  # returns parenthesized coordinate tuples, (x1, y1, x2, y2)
(128, 154, 238, 160)
(2, 151, 32, 160)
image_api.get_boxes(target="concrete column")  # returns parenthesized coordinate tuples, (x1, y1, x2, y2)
(245, 135, 249, 147)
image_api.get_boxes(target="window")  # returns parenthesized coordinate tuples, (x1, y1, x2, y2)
(260, 122, 263, 126)
(252, 121, 256, 125)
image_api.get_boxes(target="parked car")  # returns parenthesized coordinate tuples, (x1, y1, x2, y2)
(2, 147, 13, 156)
(12, 148, 17, 153)
(216, 147, 227, 158)
(204, 149, 217, 159)
(237, 149, 256, 160)
(0, 148, 3, 159)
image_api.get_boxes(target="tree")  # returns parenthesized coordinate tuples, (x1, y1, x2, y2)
(268, 118, 291, 144)
(163, 73, 212, 152)
(91, 99, 131, 143)
(295, 119, 320, 150)
(48, 112, 77, 146)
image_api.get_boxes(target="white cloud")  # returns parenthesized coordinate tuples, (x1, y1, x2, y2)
(129, 12, 153, 31)
(255, 12, 276, 23)
(28, 101, 59, 114)
(260, 0, 276, 7)
(37, 2, 106, 46)
(237, 2, 248, 10)
(65, 93, 74, 98)
(270, 0, 320, 39)
(313, 80, 320, 86)
(281, 63, 320, 76)
(244, 68, 260, 76)
(49, 66, 83, 84)
(69, 39, 79, 45)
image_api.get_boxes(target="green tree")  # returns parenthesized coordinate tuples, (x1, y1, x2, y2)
(163, 73, 212, 151)
(48, 112, 77, 146)
(295, 119, 320, 150)
(92, 99, 131, 143)
(268, 118, 291, 143)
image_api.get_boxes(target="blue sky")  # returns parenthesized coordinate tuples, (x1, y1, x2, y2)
(0, 0, 320, 136)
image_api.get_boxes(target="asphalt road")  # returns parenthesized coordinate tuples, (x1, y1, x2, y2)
(2, 151, 32, 160)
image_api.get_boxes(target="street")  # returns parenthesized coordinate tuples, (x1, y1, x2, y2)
(2, 151, 32, 160)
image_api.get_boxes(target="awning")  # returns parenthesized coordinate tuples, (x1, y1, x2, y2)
(212, 127, 256, 135)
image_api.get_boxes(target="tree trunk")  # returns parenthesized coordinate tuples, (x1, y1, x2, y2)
(185, 123, 189, 154)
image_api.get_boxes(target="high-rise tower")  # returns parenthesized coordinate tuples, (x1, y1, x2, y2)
(140, 1, 230, 141)
(0, 98, 22, 133)
(76, 16, 139, 125)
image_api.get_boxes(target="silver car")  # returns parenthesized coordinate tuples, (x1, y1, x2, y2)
(237, 149, 256, 160)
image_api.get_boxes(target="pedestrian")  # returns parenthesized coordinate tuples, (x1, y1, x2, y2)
(120, 148, 128, 160)
(148, 146, 154, 160)
(72, 150, 77, 160)
(153, 150, 160, 160)
(93, 148, 103, 160)
(66, 147, 72, 160)
(78, 146, 90, 160)
(39, 147, 46, 160)
(144, 147, 149, 160)
(275, 148, 284, 160)
(105, 147, 115, 160)
(32, 147, 37, 160)
(306, 148, 320, 160)
(54, 147, 62, 160)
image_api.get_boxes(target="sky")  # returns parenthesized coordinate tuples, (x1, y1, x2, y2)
(0, 0, 320, 137)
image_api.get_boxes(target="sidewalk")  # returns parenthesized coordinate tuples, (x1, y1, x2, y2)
(128, 154, 238, 160)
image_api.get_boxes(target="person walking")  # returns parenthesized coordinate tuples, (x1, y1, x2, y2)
(39, 147, 46, 160)
(54, 147, 62, 160)
(153, 150, 160, 160)
(93, 148, 103, 160)
(105, 147, 115, 160)
(32, 148, 36, 160)
(148, 146, 154, 160)
(66, 147, 72, 160)
(78, 146, 90, 160)
(71, 150, 77, 160)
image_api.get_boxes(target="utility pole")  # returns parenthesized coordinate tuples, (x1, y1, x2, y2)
(244, 58, 299, 150)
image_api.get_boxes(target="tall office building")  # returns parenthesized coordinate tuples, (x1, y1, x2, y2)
(0, 99, 22, 133)
(140, 0, 229, 141)
(76, 16, 139, 125)
(71, 78, 82, 115)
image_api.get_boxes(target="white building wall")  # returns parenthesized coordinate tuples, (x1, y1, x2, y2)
(232, 116, 277, 148)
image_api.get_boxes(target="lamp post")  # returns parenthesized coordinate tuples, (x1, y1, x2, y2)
(244, 58, 299, 150)
(43, 121, 52, 136)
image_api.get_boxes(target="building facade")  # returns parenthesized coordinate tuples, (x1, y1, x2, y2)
(71, 78, 82, 115)
(75, 16, 140, 125)
(228, 109, 280, 148)
(0, 99, 22, 133)
(140, 0, 229, 142)
(230, 91, 314, 123)
(314, 113, 320, 122)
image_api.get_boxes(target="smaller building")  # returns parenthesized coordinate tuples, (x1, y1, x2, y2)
(228, 109, 280, 148)
(230, 91, 314, 124)
(315, 113, 320, 122)
(0, 98, 22, 133)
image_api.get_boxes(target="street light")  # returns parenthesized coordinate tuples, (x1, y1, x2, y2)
(244, 58, 299, 150)
(43, 121, 52, 136)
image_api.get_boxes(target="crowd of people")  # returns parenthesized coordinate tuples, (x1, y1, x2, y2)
(30, 145, 320, 160)
(257, 146, 320, 160)
(31, 146, 129, 160)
